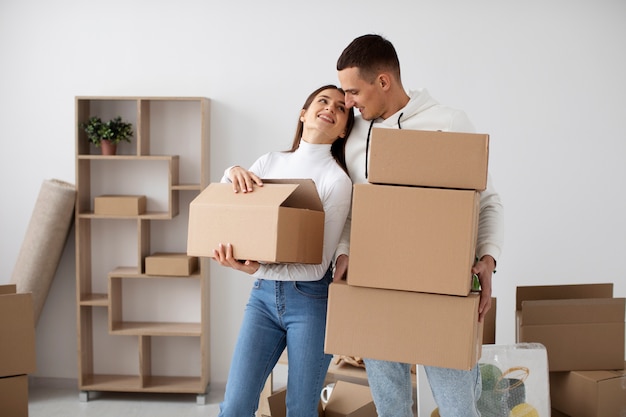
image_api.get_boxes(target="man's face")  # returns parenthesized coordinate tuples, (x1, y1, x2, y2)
(338, 67, 385, 121)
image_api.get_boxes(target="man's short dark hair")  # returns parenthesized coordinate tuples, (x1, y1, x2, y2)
(337, 34, 401, 82)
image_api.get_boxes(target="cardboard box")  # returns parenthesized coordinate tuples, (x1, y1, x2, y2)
(267, 387, 324, 417)
(483, 297, 497, 345)
(550, 363, 626, 417)
(367, 128, 489, 191)
(348, 184, 479, 296)
(265, 381, 374, 417)
(0, 374, 28, 417)
(325, 281, 483, 370)
(94, 194, 146, 215)
(0, 285, 36, 378)
(145, 252, 198, 276)
(516, 283, 625, 371)
(187, 179, 324, 264)
(324, 380, 377, 417)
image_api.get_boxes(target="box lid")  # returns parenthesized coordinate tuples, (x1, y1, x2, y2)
(516, 283, 613, 311)
(192, 179, 322, 211)
(521, 298, 625, 325)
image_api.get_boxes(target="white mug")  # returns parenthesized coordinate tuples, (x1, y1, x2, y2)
(320, 382, 335, 404)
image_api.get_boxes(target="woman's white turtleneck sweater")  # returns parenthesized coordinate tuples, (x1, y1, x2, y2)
(222, 140, 352, 281)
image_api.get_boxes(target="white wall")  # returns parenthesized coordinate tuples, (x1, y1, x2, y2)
(1, 0, 625, 387)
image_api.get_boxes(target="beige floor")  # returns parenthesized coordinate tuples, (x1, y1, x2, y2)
(28, 379, 224, 417)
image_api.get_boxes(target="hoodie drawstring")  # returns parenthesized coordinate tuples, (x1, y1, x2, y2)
(364, 113, 403, 179)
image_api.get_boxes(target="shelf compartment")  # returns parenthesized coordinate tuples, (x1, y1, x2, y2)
(109, 273, 202, 336)
(80, 374, 206, 393)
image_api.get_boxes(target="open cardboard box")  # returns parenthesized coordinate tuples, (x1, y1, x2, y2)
(516, 283, 625, 371)
(187, 179, 324, 263)
(267, 381, 375, 417)
(325, 281, 483, 370)
(368, 128, 489, 191)
(348, 184, 479, 296)
(550, 362, 626, 417)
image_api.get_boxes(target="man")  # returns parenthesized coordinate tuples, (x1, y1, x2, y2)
(333, 34, 504, 417)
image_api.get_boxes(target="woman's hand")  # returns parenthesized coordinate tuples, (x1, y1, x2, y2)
(213, 243, 260, 275)
(229, 166, 263, 193)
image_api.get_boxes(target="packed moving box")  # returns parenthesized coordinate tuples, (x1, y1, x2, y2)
(0, 285, 36, 378)
(550, 363, 626, 417)
(367, 128, 489, 191)
(187, 179, 324, 263)
(94, 194, 146, 216)
(348, 184, 479, 296)
(325, 281, 483, 370)
(0, 285, 35, 417)
(0, 375, 29, 417)
(516, 283, 625, 371)
(145, 252, 198, 276)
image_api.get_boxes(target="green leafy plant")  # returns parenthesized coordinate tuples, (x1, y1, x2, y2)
(79, 116, 134, 147)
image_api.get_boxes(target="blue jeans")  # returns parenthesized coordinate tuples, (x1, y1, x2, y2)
(364, 359, 482, 417)
(218, 268, 333, 417)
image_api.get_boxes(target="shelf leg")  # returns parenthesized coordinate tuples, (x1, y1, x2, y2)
(78, 391, 90, 402)
(196, 393, 207, 405)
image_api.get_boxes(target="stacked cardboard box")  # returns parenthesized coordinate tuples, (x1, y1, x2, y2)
(325, 128, 491, 371)
(0, 284, 37, 417)
(516, 283, 626, 416)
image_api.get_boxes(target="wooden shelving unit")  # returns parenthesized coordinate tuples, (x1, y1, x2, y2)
(74, 97, 210, 403)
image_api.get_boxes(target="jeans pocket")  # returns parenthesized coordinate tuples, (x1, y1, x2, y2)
(293, 279, 330, 299)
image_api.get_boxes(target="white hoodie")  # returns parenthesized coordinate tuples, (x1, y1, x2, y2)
(336, 88, 504, 263)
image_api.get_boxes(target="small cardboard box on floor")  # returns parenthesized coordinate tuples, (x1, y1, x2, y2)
(516, 283, 625, 371)
(187, 179, 324, 264)
(145, 252, 198, 276)
(550, 363, 626, 417)
(367, 128, 490, 191)
(325, 281, 483, 370)
(348, 184, 479, 296)
(267, 381, 376, 417)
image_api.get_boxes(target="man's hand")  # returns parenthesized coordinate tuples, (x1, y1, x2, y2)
(213, 243, 260, 275)
(228, 166, 263, 193)
(471, 255, 496, 322)
(333, 254, 349, 281)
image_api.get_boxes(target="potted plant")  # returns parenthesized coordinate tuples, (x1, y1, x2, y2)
(79, 116, 134, 155)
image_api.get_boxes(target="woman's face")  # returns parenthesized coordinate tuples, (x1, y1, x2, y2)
(300, 88, 349, 144)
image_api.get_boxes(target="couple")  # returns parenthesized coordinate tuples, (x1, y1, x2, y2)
(213, 34, 504, 417)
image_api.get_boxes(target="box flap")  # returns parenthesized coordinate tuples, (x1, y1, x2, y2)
(193, 182, 300, 208)
(263, 178, 323, 211)
(515, 283, 614, 311)
(521, 298, 625, 324)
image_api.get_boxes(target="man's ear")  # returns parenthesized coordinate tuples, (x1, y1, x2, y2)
(379, 73, 391, 90)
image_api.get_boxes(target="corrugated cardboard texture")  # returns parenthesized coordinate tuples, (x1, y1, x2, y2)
(516, 284, 625, 371)
(145, 252, 198, 276)
(94, 195, 146, 216)
(368, 128, 489, 190)
(0, 375, 29, 417)
(187, 180, 324, 263)
(550, 363, 626, 417)
(325, 282, 482, 370)
(0, 287, 36, 377)
(348, 184, 479, 296)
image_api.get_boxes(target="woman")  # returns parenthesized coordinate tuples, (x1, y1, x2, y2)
(214, 85, 354, 417)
